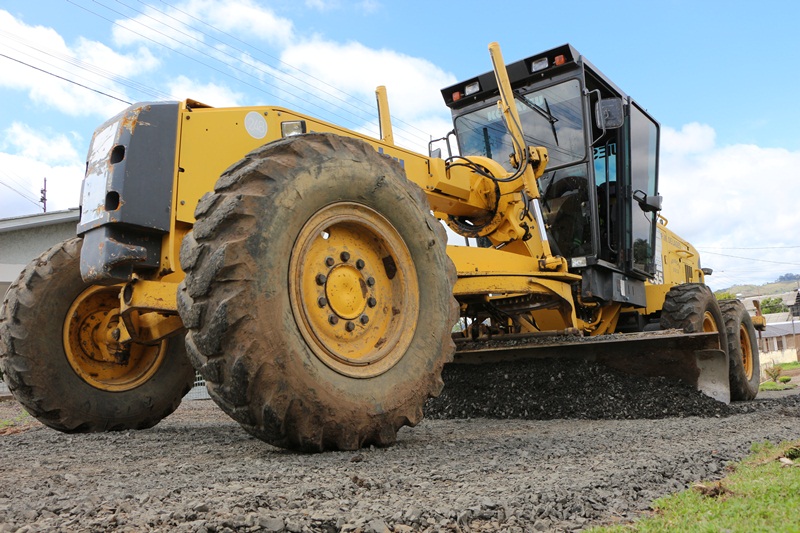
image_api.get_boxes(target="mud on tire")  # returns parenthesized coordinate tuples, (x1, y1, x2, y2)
(0, 238, 194, 432)
(719, 299, 760, 401)
(177, 133, 458, 452)
(660, 284, 727, 345)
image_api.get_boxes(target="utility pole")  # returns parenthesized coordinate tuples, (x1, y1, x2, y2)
(40, 177, 47, 213)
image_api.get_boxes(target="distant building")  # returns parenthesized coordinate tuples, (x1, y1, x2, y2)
(756, 320, 800, 365)
(0, 209, 80, 297)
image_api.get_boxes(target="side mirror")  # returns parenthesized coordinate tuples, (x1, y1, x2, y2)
(595, 98, 625, 130)
(633, 189, 662, 212)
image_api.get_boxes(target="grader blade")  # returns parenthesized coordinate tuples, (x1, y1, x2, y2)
(453, 331, 730, 404)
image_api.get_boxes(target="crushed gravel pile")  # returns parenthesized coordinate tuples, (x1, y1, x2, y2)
(1, 397, 799, 532)
(425, 359, 733, 420)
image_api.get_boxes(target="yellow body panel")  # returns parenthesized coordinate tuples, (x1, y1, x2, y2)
(638, 218, 705, 315)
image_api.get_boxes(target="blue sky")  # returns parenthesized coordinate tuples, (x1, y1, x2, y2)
(1, 0, 799, 290)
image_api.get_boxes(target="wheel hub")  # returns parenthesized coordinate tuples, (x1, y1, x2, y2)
(289, 202, 419, 378)
(325, 264, 368, 320)
(63, 285, 166, 391)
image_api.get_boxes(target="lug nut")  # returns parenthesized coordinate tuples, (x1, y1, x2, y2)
(328, 315, 339, 325)
(366, 277, 375, 287)
(360, 315, 369, 325)
(317, 296, 327, 308)
(356, 259, 365, 269)
(325, 256, 335, 267)
(315, 273, 327, 285)
(340, 251, 351, 262)
(345, 321, 355, 332)
(367, 297, 377, 308)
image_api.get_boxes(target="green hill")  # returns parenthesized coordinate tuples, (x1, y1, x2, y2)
(715, 280, 799, 298)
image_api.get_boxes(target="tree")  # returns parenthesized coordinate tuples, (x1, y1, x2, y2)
(715, 291, 736, 300)
(777, 273, 800, 283)
(760, 296, 788, 314)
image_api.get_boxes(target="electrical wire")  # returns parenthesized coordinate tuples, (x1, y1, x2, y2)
(0, 29, 174, 101)
(698, 250, 800, 267)
(0, 179, 43, 209)
(68, 0, 431, 147)
(151, 0, 434, 142)
(0, 53, 131, 104)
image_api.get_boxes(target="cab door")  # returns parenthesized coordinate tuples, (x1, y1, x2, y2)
(623, 102, 660, 278)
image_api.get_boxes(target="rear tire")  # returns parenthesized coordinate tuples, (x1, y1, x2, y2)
(719, 299, 760, 400)
(178, 133, 458, 452)
(660, 282, 728, 362)
(660, 284, 727, 342)
(0, 238, 194, 432)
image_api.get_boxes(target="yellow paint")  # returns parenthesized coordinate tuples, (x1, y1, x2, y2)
(288, 202, 419, 378)
(62, 285, 167, 392)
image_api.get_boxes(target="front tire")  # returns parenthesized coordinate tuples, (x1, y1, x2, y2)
(719, 299, 760, 400)
(660, 284, 727, 345)
(0, 238, 194, 432)
(178, 133, 457, 452)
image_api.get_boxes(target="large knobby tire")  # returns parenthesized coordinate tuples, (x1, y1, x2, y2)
(660, 283, 728, 361)
(177, 133, 458, 452)
(660, 284, 727, 343)
(0, 238, 194, 432)
(719, 299, 760, 401)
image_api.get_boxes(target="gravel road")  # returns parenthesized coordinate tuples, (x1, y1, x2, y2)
(1, 382, 799, 532)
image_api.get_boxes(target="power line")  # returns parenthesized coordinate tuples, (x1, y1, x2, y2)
(151, 0, 433, 142)
(0, 178, 43, 209)
(0, 53, 131, 104)
(699, 250, 800, 267)
(67, 0, 379, 135)
(0, 29, 174, 101)
(698, 245, 800, 250)
(75, 0, 431, 146)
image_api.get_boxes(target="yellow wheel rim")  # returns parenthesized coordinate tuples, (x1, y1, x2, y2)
(702, 311, 718, 334)
(289, 202, 419, 378)
(739, 323, 754, 379)
(63, 285, 166, 391)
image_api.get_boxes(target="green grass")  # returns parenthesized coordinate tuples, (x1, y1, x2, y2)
(0, 409, 31, 429)
(778, 362, 800, 371)
(760, 381, 797, 392)
(589, 440, 800, 532)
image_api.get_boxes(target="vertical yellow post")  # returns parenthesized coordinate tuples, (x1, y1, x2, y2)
(375, 86, 394, 146)
(488, 42, 562, 270)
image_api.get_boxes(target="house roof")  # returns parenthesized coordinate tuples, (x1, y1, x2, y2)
(0, 208, 80, 234)
(758, 320, 800, 339)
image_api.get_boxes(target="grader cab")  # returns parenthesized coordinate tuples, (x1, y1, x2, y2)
(0, 43, 760, 452)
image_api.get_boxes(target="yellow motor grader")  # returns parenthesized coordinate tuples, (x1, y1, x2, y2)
(0, 43, 761, 451)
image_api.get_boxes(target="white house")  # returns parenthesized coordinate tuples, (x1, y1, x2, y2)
(0, 208, 80, 297)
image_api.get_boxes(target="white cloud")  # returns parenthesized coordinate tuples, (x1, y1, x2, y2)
(112, 0, 294, 50)
(0, 123, 84, 218)
(661, 122, 715, 155)
(305, 0, 337, 11)
(281, 38, 455, 120)
(166, 76, 245, 107)
(659, 124, 800, 290)
(2, 123, 80, 164)
(0, 10, 158, 118)
(277, 38, 456, 153)
(304, 0, 380, 13)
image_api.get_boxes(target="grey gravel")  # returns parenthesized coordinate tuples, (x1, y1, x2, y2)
(0, 383, 799, 532)
(425, 359, 734, 420)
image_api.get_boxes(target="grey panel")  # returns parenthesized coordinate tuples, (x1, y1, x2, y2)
(78, 102, 180, 235)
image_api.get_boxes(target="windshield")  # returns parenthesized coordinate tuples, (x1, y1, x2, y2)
(453, 79, 585, 171)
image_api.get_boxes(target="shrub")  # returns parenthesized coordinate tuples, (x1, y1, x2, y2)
(764, 364, 782, 383)
(779, 376, 792, 384)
